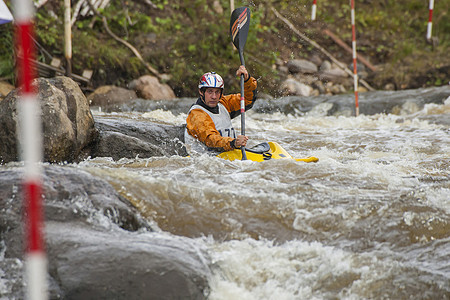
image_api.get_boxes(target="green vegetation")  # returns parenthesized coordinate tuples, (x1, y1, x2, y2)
(0, 23, 15, 82)
(0, 0, 448, 95)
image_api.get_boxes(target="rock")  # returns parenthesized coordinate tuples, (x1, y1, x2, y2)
(129, 75, 176, 100)
(310, 54, 323, 67)
(0, 165, 210, 299)
(310, 89, 320, 96)
(328, 85, 450, 116)
(93, 130, 166, 159)
(46, 223, 210, 300)
(349, 62, 366, 72)
(306, 102, 335, 116)
(280, 78, 312, 96)
(328, 83, 347, 94)
(92, 97, 195, 115)
(384, 83, 396, 91)
(0, 81, 14, 100)
(0, 165, 150, 258)
(0, 76, 97, 163)
(332, 84, 344, 94)
(319, 60, 332, 71)
(294, 74, 317, 85)
(312, 81, 326, 94)
(392, 101, 420, 115)
(321, 68, 348, 78)
(87, 85, 137, 107)
(251, 85, 450, 117)
(0, 257, 26, 299)
(286, 59, 318, 74)
(358, 86, 369, 93)
(278, 65, 289, 74)
(347, 63, 368, 78)
(319, 68, 349, 85)
(0, 76, 187, 164)
(92, 116, 188, 159)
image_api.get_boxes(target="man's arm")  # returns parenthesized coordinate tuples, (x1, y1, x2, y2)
(186, 109, 235, 151)
(220, 76, 258, 119)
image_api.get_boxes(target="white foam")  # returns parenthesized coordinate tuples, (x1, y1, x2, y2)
(423, 188, 450, 213)
(205, 238, 390, 300)
(142, 109, 187, 124)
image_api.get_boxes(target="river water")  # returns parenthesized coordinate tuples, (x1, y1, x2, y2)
(71, 89, 450, 299)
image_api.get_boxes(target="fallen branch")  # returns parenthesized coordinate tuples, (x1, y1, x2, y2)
(86, 0, 163, 80)
(71, 0, 85, 27)
(35, 0, 49, 9)
(322, 29, 377, 72)
(271, 6, 375, 91)
(81, 0, 110, 17)
(144, 0, 158, 9)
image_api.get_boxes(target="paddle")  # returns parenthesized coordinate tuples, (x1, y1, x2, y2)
(230, 6, 251, 160)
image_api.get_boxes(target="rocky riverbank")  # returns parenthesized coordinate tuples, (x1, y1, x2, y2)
(1, 0, 448, 99)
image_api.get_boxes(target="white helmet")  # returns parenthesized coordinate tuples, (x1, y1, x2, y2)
(198, 72, 224, 90)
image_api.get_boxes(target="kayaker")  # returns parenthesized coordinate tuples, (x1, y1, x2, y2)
(185, 66, 257, 154)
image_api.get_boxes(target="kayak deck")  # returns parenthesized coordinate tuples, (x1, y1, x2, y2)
(217, 142, 319, 163)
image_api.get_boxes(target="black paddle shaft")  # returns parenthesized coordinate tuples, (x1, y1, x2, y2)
(239, 49, 245, 136)
(230, 7, 251, 160)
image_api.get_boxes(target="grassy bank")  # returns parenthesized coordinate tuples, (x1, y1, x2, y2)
(0, 0, 448, 97)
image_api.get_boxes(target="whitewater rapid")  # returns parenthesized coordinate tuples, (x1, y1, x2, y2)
(72, 96, 450, 299)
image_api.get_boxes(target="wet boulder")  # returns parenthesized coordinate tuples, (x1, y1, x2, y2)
(129, 75, 176, 100)
(0, 165, 149, 259)
(286, 59, 318, 74)
(0, 165, 211, 299)
(92, 116, 187, 159)
(253, 85, 450, 117)
(319, 60, 332, 71)
(46, 223, 210, 300)
(93, 130, 166, 159)
(0, 76, 97, 163)
(87, 85, 138, 107)
(280, 78, 313, 96)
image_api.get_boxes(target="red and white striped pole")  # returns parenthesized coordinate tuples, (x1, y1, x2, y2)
(12, 0, 48, 299)
(426, 0, 434, 40)
(311, 0, 317, 21)
(350, 0, 359, 116)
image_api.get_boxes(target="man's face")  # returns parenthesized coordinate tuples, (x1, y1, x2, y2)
(201, 87, 222, 108)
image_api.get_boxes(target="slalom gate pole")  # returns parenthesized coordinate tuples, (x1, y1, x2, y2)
(12, 0, 48, 299)
(311, 0, 317, 21)
(350, 0, 359, 116)
(426, 0, 434, 40)
(64, 0, 72, 76)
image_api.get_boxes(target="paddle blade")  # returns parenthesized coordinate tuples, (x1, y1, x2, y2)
(230, 7, 251, 51)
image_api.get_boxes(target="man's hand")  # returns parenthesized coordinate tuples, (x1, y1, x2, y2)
(236, 65, 249, 81)
(235, 135, 248, 148)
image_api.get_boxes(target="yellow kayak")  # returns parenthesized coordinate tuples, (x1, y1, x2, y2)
(217, 142, 319, 163)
